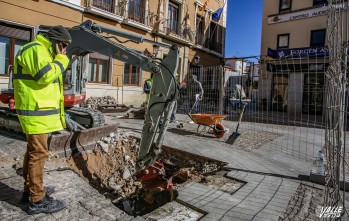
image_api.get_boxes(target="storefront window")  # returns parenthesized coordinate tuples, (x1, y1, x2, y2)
(303, 74, 324, 115)
(124, 63, 140, 86)
(0, 23, 31, 75)
(272, 74, 288, 112)
(0, 37, 10, 75)
(88, 57, 109, 83)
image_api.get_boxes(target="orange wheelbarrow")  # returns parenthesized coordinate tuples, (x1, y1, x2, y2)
(190, 114, 226, 138)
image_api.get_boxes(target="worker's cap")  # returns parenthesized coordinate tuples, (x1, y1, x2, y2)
(48, 25, 72, 44)
(176, 73, 180, 77)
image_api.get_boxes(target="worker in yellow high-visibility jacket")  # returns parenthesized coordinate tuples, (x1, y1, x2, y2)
(13, 25, 71, 215)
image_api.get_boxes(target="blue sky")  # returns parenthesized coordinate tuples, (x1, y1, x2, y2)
(225, 0, 263, 58)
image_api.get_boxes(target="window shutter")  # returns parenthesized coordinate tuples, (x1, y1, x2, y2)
(0, 23, 31, 41)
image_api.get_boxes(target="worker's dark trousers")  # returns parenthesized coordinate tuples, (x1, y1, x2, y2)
(23, 134, 49, 202)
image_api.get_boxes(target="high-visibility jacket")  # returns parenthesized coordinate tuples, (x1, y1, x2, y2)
(13, 34, 69, 134)
(144, 78, 152, 103)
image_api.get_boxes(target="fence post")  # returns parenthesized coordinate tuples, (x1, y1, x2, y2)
(218, 66, 224, 115)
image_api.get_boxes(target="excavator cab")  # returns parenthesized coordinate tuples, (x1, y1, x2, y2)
(63, 55, 88, 107)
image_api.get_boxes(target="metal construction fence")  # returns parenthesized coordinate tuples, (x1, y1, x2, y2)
(176, 0, 349, 212)
(177, 60, 328, 161)
(323, 0, 348, 215)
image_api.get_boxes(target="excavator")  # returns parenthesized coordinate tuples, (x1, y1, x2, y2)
(0, 20, 179, 214)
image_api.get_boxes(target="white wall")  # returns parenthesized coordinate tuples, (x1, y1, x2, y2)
(86, 84, 145, 107)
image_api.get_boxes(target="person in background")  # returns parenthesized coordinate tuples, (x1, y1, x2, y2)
(144, 73, 153, 105)
(13, 26, 72, 214)
(170, 73, 186, 123)
(188, 75, 203, 113)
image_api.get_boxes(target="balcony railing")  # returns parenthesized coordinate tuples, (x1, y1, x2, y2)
(206, 38, 223, 54)
(89, 1, 196, 43)
(90, 0, 125, 16)
(162, 19, 194, 41)
(196, 33, 223, 54)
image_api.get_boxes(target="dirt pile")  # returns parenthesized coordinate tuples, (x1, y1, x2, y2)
(83, 96, 118, 109)
(160, 152, 222, 186)
(66, 132, 142, 199)
(65, 133, 233, 217)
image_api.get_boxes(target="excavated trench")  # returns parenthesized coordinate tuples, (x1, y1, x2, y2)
(65, 132, 243, 219)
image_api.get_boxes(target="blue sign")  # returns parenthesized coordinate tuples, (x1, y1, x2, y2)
(268, 46, 330, 59)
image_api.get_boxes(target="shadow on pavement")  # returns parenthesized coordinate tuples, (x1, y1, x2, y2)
(0, 181, 28, 212)
(167, 128, 214, 138)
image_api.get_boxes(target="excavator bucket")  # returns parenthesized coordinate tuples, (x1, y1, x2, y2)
(49, 123, 119, 157)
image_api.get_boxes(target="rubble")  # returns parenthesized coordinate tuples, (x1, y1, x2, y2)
(82, 96, 130, 113)
(83, 96, 118, 109)
(65, 133, 230, 217)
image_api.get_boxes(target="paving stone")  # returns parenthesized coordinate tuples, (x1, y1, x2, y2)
(253, 213, 280, 221)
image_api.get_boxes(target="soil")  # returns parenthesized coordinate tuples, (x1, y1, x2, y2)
(65, 132, 243, 217)
(65, 132, 142, 198)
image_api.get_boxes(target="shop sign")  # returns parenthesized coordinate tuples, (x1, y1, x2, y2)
(268, 46, 329, 59)
(268, 2, 349, 24)
(268, 46, 349, 59)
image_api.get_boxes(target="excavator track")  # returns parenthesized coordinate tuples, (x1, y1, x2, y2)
(0, 107, 118, 157)
(66, 106, 105, 128)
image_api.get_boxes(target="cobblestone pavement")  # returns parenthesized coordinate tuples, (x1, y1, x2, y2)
(0, 114, 323, 220)
(0, 140, 134, 221)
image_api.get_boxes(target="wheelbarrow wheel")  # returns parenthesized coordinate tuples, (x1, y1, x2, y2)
(213, 123, 225, 138)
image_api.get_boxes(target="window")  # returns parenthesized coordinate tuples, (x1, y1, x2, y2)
(92, 0, 114, 13)
(168, 1, 179, 34)
(279, 0, 291, 12)
(272, 74, 288, 112)
(196, 16, 204, 45)
(209, 22, 219, 51)
(277, 34, 289, 49)
(128, 0, 145, 24)
(88, 57, 109, 83)
(0, 22, 31, 75)
(124, 63, 140, 85)
(310, 29, 326, 47)
(313, 0, 327, 6)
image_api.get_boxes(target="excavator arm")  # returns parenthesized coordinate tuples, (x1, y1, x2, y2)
(40, 20, 179, 172)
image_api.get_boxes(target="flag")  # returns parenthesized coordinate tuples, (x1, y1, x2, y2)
(199, 0, 209, 11)
(212, 7, 223, 22)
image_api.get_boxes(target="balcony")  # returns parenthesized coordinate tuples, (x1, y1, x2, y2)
(206, 38, 222, 54)
(89, 0, 125, 17)
(196, 33, 223, 54)
(162, 19, 194, 42)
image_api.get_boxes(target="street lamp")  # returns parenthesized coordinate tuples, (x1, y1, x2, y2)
(152, 44, 160, 57)
(194, 55, 200, 65)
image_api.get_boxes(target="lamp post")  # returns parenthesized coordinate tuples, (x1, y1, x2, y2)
(152, 44, 160, 57)
(194, 55, 200, 65)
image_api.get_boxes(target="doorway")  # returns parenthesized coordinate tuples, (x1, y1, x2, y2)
(302, 73, 324, 115)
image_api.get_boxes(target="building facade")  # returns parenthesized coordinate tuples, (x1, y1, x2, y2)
(0, 0, 227, 106)
(259, 0, 348, 115)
